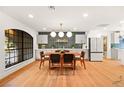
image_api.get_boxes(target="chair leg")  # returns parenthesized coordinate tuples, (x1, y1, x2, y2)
(74, 60, 76, 70)
(72, 62, 75, 75)
(43, 60, 44, 66)
(80, 58, 86, 69)
(60, 61, 63, 75)
(60, 64, 63, 75)
(82, 58, 86, 69)
(80, 58, 83, 66)
(39, 59, 45, 69)
(49, 60, 51, 69)
(39, 61, 42, 69)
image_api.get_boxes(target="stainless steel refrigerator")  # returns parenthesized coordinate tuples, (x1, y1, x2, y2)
(89, 38, 103, 61)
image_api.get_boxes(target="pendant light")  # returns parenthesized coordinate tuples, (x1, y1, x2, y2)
(58, 23, 64, 37)
(58, 32, 64, 37)
(66, 32, 72, 37)
(50, 32, 56, 37)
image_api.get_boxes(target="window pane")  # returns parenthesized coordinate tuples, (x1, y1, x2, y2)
(18, 43, 22, 49)
(18, 56, 23, 62)
(5, 58, 10, 65)
(9, 58, 15, 64)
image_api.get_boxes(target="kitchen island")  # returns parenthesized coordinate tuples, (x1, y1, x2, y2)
(118, 49, 124, 65)
(111, 48, 124, 65)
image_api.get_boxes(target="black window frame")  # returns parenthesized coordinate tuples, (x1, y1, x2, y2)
(5, 29, 33, 68)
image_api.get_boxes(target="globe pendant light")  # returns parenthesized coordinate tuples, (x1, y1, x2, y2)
(50, 32, 56, 37)
(58, 32, 64, 37)
(58, 23, 64, 37)
(66, 32, 72, 37)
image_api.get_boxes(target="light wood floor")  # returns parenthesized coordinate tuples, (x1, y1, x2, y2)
(0, 59, 124, 87)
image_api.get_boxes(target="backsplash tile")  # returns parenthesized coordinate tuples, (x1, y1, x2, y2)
(38, 32, 85, 49)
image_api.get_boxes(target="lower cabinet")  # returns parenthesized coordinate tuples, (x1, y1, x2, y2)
(111, 48, 119, 60)
(90, 53, 103, 61)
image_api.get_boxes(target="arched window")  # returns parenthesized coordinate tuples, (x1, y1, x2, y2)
(5, 29, 33, 68)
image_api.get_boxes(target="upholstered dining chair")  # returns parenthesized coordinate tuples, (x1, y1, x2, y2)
(75, 51, 86, 69)
(63, 53, 75, 73)
(39, 51, 45, 69)
(80, 51, 86, 69)
(49, 53, 61, 69)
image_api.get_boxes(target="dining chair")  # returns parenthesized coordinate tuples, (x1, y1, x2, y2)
(80, 51, 86, 69)
(63, 53, 75, 73)
(49, 53, 61, 69)
(74, 51, 86, 69)
(39, 51, 45, 69)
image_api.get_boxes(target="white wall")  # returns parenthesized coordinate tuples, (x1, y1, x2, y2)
(0, 11, 38, 79)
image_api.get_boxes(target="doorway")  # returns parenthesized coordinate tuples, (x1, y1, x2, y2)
(103, 36, 107, 59)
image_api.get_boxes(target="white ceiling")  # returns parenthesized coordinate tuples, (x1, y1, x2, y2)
(0, 6, 124, 32)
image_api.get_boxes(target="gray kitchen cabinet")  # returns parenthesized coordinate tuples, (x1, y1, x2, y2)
(75, 35, 86, 44)
(37, 35, 48, 44)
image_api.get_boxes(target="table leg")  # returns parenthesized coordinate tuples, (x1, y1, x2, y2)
(74, 60, 76, 70)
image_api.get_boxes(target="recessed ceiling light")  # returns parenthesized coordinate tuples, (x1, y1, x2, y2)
(96, 24, 109, 27)
(83, 13, 88, 17)
(42, 27, 47, 31)
(28, 14, 34, 18)
(73, 28, 77, 31)
(104, 27, 106, 30)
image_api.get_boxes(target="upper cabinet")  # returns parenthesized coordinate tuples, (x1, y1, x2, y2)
(111, 31, 120, 44)
(37, 35, 48, 44)
(75, 35, 86, 44)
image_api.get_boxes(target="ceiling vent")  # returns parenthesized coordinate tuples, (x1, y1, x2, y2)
(96, 24, 109, 27)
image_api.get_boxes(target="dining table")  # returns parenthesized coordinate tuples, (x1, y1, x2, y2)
(44, 51, 81, 70)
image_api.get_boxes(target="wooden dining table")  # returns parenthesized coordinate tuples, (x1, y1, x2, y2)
(44, 51, 81, 70)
